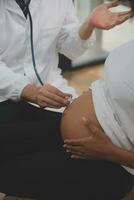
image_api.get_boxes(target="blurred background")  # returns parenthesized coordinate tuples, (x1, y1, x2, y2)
(72, 0, 134, 68)
(60, 0, 134, 97)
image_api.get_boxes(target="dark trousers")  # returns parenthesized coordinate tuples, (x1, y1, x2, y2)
(0, 100, 133, 200)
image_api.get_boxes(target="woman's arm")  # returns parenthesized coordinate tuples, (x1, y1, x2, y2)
(108, 143, 134, 169)
(64, 118, 134, 169)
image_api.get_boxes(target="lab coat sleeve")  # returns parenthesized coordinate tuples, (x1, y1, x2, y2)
(0, 59, 30, 101)
(56, 0, 96, 60)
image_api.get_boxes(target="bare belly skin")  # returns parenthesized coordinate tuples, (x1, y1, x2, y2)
(61, 90, 103, 140)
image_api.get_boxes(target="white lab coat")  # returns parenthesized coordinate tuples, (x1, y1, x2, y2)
(0, 0, 94, 112)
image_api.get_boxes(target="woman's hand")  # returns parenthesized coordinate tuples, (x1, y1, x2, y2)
(64, 118, 115, 160)
(64, 118, 134, 169)
(79, 1, 133, 40)
(21, 84, 72, 109)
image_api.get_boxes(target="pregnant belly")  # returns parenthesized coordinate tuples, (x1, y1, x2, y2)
(61, 90, 103, 140)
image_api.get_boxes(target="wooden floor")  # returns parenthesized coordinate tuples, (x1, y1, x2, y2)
(0, 65, 133, 200)
(63, 64, 104, 95)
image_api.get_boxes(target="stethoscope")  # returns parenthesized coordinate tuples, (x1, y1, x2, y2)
(16, 1, 74, 104)
(27, 8, 44, 85)
(16, 0, 44, 86)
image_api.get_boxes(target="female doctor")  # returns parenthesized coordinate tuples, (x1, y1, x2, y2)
(0, 0, 133, 199)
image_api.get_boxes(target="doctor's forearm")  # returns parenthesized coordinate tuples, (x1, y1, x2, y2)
(79, 18, 94, 40)
(107, 145, 134, 169)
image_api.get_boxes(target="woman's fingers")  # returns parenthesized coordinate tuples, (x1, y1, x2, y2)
(64, 138, 84, 146)
(82, 117, 98, 135)
(82, 117, 105, 138)
(64, 145, 83, 152)
(86, 122, 104, 138)
(65, 147, 86, 158)
(65, 147, 91, 160)
(71, 155, 85, 160)
(68, 150, 83, 157)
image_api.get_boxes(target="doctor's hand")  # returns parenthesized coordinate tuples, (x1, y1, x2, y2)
(88, 1, 133, 30)
(21, 84, 72, 109)
(79, 1, 134, 40)
(64, 118, 114, 161)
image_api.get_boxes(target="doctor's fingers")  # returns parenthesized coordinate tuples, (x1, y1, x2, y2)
(38, 96, 64, 108)
(105, 1, 119, 9)
(41, 90, 70, 106)
(118, 11, 134, 17)
(43, 84, 71, 99)
(117, 14, 133, 24)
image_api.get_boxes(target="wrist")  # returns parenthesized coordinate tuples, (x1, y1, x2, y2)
(21, 84, 41, 104)
(103, 143, 118, 161)
(88, 19, 95, 31)
(105, 144, 123, 163)
(103, 143, 134, 168)
(79, 18, 94, 40)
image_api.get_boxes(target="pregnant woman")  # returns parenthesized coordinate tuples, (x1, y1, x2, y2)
(62, 0, 134, 199)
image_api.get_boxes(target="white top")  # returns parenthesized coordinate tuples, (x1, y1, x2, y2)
(0, 0, 95, 111)
(91, 39, 134, 175)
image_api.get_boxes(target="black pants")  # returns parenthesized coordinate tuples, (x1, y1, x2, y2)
(0, 100, 133, 200)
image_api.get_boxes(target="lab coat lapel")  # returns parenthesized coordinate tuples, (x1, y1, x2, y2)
(6, 0, 26, 20)
(5, 0, 40, 20)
